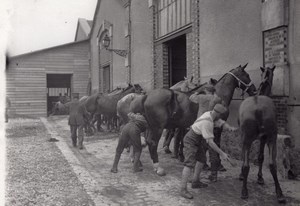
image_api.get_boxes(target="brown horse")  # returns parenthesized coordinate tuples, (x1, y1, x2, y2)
(79, 93, 103, 134)
(96, 84, 143, 132)
(163, 78, 218, 160)
(117, 93, 145, 127)
(238, 66, 285, 203)
(141, 64, 257, 175)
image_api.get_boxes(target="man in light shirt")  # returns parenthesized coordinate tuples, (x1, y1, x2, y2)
(180, 104, 237, 199)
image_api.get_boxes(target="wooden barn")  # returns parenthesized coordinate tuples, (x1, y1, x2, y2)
(6, 40, 90, 117)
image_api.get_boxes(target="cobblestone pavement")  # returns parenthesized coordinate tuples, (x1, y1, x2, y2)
(43, 116, 300, 206)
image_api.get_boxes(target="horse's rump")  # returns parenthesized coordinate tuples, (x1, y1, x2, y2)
(239, 95, 277, 136)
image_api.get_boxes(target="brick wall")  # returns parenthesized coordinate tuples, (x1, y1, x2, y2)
(273, 96, 288, 134)
(186, 32, 193, 79)
(191, 0, 200, 81)
(153, 44, 163, 88)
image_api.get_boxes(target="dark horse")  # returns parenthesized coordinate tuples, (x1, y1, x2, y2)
(139, 64, 257, 175)
(238, 66, 286, 203)
(96, 84, 143, 132)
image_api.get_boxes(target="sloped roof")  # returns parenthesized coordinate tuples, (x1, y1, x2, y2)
(74, 18, 93, 41)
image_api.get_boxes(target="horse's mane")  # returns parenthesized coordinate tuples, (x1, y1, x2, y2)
(186, 82, 208, 94)
(170, 80, 186, 90)
(121, 84, 133, 93)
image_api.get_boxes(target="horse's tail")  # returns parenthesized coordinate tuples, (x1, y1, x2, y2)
(255, 109, 264, 131)
(169, 89, 180, 119)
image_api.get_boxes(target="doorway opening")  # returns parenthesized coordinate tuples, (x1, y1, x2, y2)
(165, 34, 187, 87)
(46, 74, 72, 115)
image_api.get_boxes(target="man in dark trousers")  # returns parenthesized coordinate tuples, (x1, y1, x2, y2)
(68, 94, 89, 149)
(111, 112, 148, 173)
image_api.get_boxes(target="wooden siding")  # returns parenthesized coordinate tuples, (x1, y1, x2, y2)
(156, 0, 191, 38)
(6, 40, 90, 117)
(6, 68, 47, 117)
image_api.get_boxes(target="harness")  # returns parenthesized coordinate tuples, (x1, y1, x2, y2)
(227, 71, 254, 95)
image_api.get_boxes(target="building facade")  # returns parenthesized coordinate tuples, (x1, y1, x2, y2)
(89, 0, 300, 147)
(89, 0, 153, 93)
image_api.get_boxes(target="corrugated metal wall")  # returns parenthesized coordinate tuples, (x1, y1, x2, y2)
(6, 40, 90, 117)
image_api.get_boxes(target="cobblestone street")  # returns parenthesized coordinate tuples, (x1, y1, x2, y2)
(36, 115, 300, 206)
(6, 116, 300, 206)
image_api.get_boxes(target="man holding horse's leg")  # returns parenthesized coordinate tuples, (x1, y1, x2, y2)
(111, 112, 148, 173)
(180, 104, 236, 199)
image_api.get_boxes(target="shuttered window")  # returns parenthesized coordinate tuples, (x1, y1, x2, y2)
(155, 0, 191, 39)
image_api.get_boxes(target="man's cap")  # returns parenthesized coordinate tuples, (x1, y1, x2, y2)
(203, 84, 215, 93)
(213, 104, 227, 114)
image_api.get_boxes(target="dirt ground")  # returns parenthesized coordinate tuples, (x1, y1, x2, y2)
(4, 116, 300, 206)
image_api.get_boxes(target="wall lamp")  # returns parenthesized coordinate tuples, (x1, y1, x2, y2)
(102, 34, 128, 58)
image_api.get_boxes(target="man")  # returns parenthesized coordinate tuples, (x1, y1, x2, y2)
(189, 84, 227, 179)
(180, 104, 237, 199)
(111, 112, 148, 173)
(68, 94, 89, 149)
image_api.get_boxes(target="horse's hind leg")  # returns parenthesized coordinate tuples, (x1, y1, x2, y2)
(268, 141, 286, 203)
(147, 128, 166, 176)
(241, 140, 252, 199)
(257, 137, 267, 185)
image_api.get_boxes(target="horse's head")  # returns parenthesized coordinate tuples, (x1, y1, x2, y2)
(228, 63, 257, 96)
(133, 84, 144, 94)
(258, 65, 276, 95)
(260, 65, 275, 85)
(183, 76, 199, 91)
(170, 76, 198, 92)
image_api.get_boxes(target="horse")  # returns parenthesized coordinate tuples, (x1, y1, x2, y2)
(117, 93, 145, 128)
(161, 76, 199, 154)
(162, 78, 218, 161)
(238, 66, 285, 203)
(139, 64, 257, 175)
(79, 93, 102, 135)
(50, 101, 71, 115)
(96, 84, 144, 132)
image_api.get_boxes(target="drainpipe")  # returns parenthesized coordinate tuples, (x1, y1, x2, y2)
(128, 0, 132, 83)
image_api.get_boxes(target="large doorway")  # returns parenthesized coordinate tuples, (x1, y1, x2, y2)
(46, 74, 72, 115)
(166, 35, 187, 86)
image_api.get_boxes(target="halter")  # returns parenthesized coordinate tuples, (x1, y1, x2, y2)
(257, 75, 272, 95)
(227, 71, 254, 94)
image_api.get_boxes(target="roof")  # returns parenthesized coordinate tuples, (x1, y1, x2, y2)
(74, 18, 93, 41)
(8, 39, 89, 60)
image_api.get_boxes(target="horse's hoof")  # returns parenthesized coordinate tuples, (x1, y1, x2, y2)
(156, 168, 166, 176)
(241, 189, 248, 199)
(179, 156, 185, 162)
(133, 167, 143, 173)
(239, 173, 244, 181)
(171, 154, 178, 159)
(257, 177, 264, 185)
(110, 168, 118, 173)
(164, 147, 172, 154)
(277, 195, 286, 204)
(241, 194, 248, 200)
